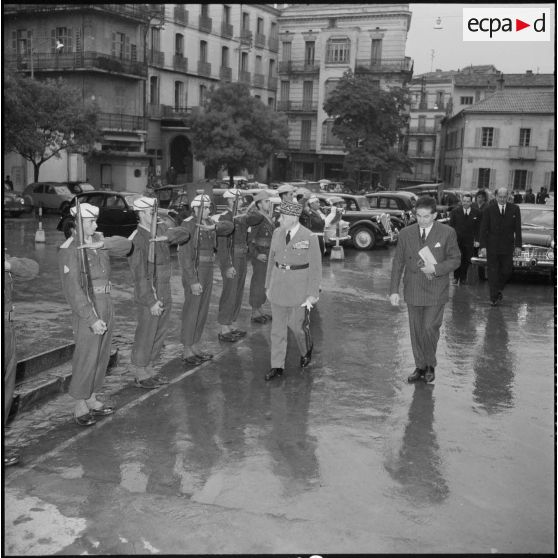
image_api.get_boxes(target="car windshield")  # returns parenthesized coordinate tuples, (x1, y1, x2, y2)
(54, 186, 71, 195)
(520, 208, 554, 229)
(353, 196, 370, 209)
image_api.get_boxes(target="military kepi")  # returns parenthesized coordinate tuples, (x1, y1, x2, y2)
(279, 200, 302, 217)
(70, 202, 99, 218)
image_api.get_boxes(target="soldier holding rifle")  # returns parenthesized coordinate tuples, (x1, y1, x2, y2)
(216, 189, 264, 342)
(128, 196, 190, 388)
(58, 201, 132, 426)
(178, 194, 233, 366)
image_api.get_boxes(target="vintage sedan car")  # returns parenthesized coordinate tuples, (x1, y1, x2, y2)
(400, 185, 472, 222)
(315, 192, 397, 250)
(470, 204, 555, 279)
(66, 182, 95, 195)
(366, 191, 418, 226)
(22, 182, 75, 213)
(3, 184, 28, 217)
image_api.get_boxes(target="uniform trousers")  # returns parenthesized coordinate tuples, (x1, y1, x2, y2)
(407, 303, 445, 369)
(69, 293, 113, 399)
(270, 303, 310, 368)
(218, 253, 248, 325)
(249, 257, 267, 309)
(455, 239, 474, 282)
(181, 262, 213, 346)
(3, 321, 17, 422)
(487, 252, 514, 301)
(131, 298, 172, 367)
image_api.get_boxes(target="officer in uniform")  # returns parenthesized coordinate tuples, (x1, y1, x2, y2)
(264, 200, 322, 381)
(248, 190, 276, 323)
(178, 194, 234, 365)
(216, 189, 264, 342)
(58, 203, 132, 426)
(128, 196, 191, 388)
(4, 253, 39, 465)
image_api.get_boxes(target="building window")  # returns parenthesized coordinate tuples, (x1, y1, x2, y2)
(201, 4, 209, 18)
(324, 79, 339, 101)
(305, 41, 315, 65)
(53, 27, 72, 53)
(519, 128, 531, 147)
(242, 12, 250, 32)
(175, 33, 184, 56)
(270, 21, 277, 39)
(257, 17, 264, 34)
(268, 97, 275, 108)
(417, 139, 424, 155)
(241, 52, 248, 72)
(513, 169, 529, 189)
(149, 76, 159, 105)
(460, 96, 473, 105)
(221, 46, 229, 67)
(282, 41, 291, 61)
(371, 38, 382, 63)
(280, 80, 290, 102)
(199, 84, 207, 105)
(200, 40, 207, 62)
(326, 38, 350, 63)
(303, 80, 313, 107)
(114, 32, 126, 59)
(478, 168, 491, 189)
(223, 5, 231, 24)
(256, 55, 262, 74)
(150, 27, 160, 50)
(268, 59, 275, 77)
(481, 127, 494, 147)
(174, 81, 184, 110)
(435, 91, 444, 109)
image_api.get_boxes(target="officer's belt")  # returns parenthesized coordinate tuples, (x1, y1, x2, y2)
(198, 255, 215, 263)
(275, 262, 309, 271)
(91, 281, 112, 294)
(253, 239, 271, 248)
(4, 310, 14, 322)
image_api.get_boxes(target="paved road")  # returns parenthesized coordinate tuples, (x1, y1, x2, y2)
(3, 214, 555, 554)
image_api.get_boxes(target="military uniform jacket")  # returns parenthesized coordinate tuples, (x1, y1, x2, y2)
(217, 209, 264, 273)
(479, 201, 522, 255)
(265, 224, 322, 307)
(449, 206, 481, 244)
(178, 216, 234, 286)
(248, 211, 275, 258)
(4, 256, 39, 314)
(58, 233, 132, 326)
(390, 221, 461, 307)
(128, 223, 190, 307)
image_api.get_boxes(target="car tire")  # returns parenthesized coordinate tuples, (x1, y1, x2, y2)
(352, 227, 375, 250)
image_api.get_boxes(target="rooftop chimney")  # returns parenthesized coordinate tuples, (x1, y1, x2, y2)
(497, 72, 505, 91)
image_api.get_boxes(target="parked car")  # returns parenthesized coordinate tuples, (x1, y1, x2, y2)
(366, 191, 418, 226)
(153, 184, 189, 208)
(315, 192, 397, 250)
(23, 182, 75, 213)
(3, 184, 28, 217)
(66, 182, 95, 195)
(400, 185, 472, 222)
(470, 204, 555, 280)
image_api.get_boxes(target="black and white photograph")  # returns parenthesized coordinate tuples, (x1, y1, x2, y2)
(2, 2, 555, 555)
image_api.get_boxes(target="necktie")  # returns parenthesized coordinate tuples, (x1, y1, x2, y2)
(286, 231, 291, 244)
(421, 228, 426, 242)
(500, 205, 505, 216)
(464, 209, 469, 216)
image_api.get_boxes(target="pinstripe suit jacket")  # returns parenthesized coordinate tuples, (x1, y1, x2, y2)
(390, 221, 461, 306)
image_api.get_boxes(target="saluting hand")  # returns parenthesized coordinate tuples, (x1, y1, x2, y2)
(91, 319, 107, 335)
(77, 241, 104, 250)
(257, 253, 267, 263)
(151, 300, 164, 316)
(190, 282, 203, 296)
(389, 294, 400, 307)
(149, 235, 168, 242)
(225, 266, 236, 279)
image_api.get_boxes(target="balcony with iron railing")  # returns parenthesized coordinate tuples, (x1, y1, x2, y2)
(5, 51, 147, 77)
(4, 4, 154, 22)
(255, 33, 266, 48)
(288, 139, 314, 151)
(278, 60, 320, 74)
(320, 135, 345, 149)
(239, 70, 251, 84)
(160, 105, 192, 119)
(147, 49, 164, 67)
(199, 15, 212, 33)
(277, 100, 318, 112)
(240, 29, 253, 45)
(253, 73, 265, 88)
(509, 145, 537, 160)
(267, 76, 278, 90)
(197, 60, 211, 77)
(221, 22, 233, 38)
(174, 6, 188, 25)
(355, 57, 413, 73)
(173, 54, 188, 72)
(220, 66, 232, 82)
(269, 36, 279, 52)
(98, 112, 146, 131)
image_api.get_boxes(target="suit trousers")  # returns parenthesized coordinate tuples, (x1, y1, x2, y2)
(487, 253, 514, 300)
(3, 322, 17, 423)
(407, 303, 445, 369)
(218, 254, 248, 325)
(131, 298, 172, 368)
(249, 257, 267, 309)
(270, 302, 309, 368)
(181, 263, 213, 347)
(455, 240, 474, 282)
(69, 293, 113, 400)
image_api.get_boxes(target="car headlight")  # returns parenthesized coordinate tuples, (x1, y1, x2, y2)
(546, 250, 554, 260)
(551, 239, 555, 249)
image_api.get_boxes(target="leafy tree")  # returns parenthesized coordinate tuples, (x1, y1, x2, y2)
(4, 72, 100, 182)
(323, 70, 412, 190)
(188, 82, 289, 187)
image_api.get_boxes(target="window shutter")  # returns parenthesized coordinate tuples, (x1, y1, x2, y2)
(544, 171, 551, 189)
(548, 129, 555, 151)
(475, 128, 481, 147)
(489, 169, 496, 189)
(471, 168, 478, 188)
(111, 33, 116, 57)
(508, 170, 514, 188)
(12, 31, 16, 52)
(493, 128, 499, 148)
(125, 35, 130, 60)
(526, 171, 533, 189)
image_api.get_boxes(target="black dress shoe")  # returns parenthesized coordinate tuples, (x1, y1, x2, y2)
(194, 352, 213, 361)
(408, 368, 426, 382)
(265, 367, 283, 381)
(230, 329, 247, 337)
(74, 412, 97, 427)
(182, 355, 204, 366)
(151, 373, 170, 385)
(89, 405, 115, 416)
(218, 332, 238, 343)
(134, 377, 161, 389)
(424, 366, 435, 383)
(3, 450, 20, 467)
(300, 346, 313, 368)
(251, 315, 267, 324)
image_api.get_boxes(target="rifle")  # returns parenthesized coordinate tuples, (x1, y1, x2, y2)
(147, 197, 158, 297)
(74, 196, 99, 321)
(229, 190, 241, 261)
(193, 196, 205, 275)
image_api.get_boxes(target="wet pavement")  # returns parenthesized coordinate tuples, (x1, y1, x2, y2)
(2, 214, 556, 554)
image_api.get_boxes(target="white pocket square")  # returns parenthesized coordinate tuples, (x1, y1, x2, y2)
(434, 242, 441, 248)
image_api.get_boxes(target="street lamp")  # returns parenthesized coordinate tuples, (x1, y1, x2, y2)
(29, 38, 64, 79)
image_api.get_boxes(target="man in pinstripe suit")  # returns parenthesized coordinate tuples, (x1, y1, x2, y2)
(389, 197, 461, 383)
